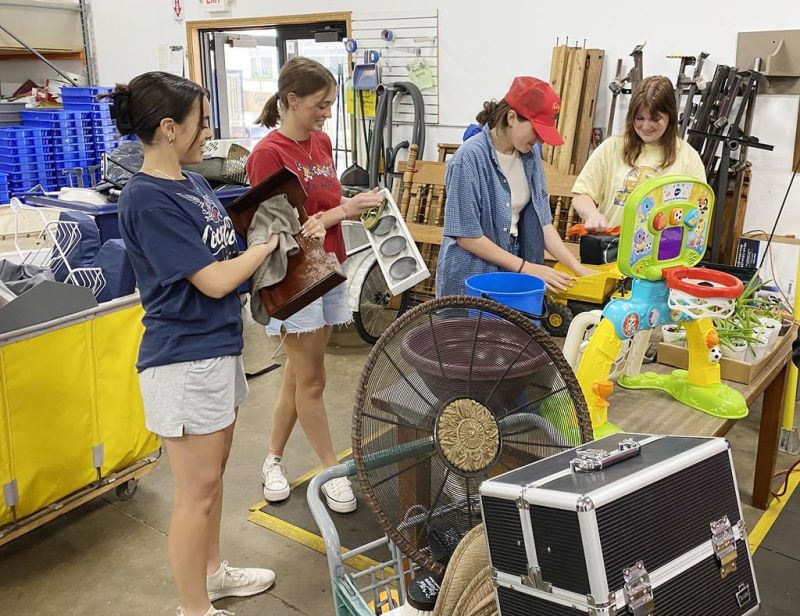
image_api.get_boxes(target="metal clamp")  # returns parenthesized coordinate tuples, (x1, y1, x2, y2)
(623, 561, 654, 616)
(522, 565, 552, 593)
(711, 516, 739, 578)
(570, 438, 641, 473)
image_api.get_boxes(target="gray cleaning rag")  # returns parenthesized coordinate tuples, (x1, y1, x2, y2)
(248, 194, 302, 325)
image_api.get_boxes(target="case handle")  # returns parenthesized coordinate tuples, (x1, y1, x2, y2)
(570, 438, 641, 472)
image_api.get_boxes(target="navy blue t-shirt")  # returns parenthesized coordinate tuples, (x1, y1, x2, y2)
(118, 171, 243, 370)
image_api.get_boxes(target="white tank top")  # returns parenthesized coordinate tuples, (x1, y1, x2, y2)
(496, 149, 531, 237)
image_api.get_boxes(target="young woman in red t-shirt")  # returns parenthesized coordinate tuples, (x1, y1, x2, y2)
(246, 57, 382, 513)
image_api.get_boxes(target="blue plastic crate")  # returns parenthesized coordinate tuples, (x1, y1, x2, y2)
(0, 145, 48, 161)
(21, 118, 76, 131)
(0, 160, 48, 174)
(0, 152, 40, 165)
(60, 86, 112, 100)
(92, 116, 116, 128)
(22, 110, 79, 126)
(93, 134, 119, 144)
(0, 172, 8, 203)
(55, 137, 93, 150)
(56, 157, 93, 170)
(63, 101, 111, 113)
(0, 126, 48, 139)
(94, 145, 118, 154)
(93, 124, 119, 136)
(6, 166, 44, 180)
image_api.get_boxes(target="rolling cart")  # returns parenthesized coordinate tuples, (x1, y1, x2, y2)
(308, 463, 413, 616)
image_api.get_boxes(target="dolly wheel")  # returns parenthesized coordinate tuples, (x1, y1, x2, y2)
(544, 301, 573, 337)
(115, 479, 138, 501)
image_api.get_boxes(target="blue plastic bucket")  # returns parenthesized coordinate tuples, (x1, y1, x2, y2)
(465, 272, 546, 323)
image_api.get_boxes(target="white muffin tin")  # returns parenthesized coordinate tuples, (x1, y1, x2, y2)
(363, 188, 430, 296)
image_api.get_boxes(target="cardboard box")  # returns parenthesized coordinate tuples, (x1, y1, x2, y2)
(656, 333, 787, 384)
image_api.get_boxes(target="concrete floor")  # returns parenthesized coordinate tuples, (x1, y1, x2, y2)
(0, 316, 796, 616)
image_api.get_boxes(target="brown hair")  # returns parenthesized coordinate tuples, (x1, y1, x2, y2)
(256, 57, 336, 128)
(475, 99, 528, 130)
(106, 71, 209, 146)
(623, 75, 679, 168)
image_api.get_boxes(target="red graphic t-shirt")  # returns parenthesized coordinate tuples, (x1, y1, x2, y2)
(246, 130, 345, 262)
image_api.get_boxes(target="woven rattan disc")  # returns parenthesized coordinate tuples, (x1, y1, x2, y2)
(437, 399, 499, 473)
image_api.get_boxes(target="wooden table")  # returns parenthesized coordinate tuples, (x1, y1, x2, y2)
(608, 327, 797, 510)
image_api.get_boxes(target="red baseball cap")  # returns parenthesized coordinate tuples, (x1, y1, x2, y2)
(504, 76, 564, 146)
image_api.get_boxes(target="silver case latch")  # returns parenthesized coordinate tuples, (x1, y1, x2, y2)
(711, 516, 739, 578)
(623, 561, 654, 616)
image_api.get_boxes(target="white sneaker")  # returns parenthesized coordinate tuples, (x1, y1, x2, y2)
(207, 560, 276, 601)
(261, 455, 290, 502)
(321, 477, 357, 513)
(176, 607, 234, 616)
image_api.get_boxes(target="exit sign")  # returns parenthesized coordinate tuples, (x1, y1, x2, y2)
(199, 0, 232, 12)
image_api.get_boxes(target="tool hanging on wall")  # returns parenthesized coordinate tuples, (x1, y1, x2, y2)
(335, 64, 349, 169)
(670, 51, 709, 137)
(686, 68, 773, 264)
(340, 79, 369, 188)
(606, 42, 646, 136)
(368, 81, 427, 188)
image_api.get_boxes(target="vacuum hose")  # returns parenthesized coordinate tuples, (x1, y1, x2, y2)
(368, 82, 426, 187)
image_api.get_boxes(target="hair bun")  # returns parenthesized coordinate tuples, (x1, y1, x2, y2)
(110, 84, 135, 135)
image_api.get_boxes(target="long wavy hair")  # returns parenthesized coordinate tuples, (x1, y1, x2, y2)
(623, 75, 679, 168)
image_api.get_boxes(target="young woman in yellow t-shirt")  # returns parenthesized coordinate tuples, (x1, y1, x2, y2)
(571, 75, 706, 230)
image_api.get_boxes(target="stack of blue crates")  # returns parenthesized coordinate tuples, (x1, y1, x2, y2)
(21, 109, 93, 189)
(0, 126, 53, 196)
(60, 86, 119, 169)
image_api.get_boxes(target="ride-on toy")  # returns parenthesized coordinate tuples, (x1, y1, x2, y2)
(565, 175, 747, 437)
(543, 262, 625, 336)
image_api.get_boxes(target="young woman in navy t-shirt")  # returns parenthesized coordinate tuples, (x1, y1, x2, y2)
(112, 72, 323, 616)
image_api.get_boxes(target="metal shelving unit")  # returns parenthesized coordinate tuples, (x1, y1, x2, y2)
(0, 0, 95, 87)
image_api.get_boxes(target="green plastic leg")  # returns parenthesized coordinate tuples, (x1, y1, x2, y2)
(617, 369, 748, 420)
(593, 420, 623, 439)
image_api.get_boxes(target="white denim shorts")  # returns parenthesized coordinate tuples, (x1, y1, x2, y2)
(138, 355, 248, 438)
(266, 271, 351, 336)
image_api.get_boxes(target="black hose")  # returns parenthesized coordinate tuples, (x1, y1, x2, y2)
(368, 82, 426, 187)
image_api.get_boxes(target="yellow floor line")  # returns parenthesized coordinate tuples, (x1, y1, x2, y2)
(247, 447, 383, 570)
(749, 470, 800, 553)
(247, 509, 379, 572)
(247, 428, 393, 571)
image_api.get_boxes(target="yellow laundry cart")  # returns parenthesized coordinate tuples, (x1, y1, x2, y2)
(0, 293, 160, 544)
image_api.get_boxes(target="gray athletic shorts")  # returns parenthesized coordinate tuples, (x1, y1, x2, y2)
(138, 355, 248, 438)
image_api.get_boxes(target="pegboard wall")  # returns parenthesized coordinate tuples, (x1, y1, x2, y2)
(350, 9, 439, 125)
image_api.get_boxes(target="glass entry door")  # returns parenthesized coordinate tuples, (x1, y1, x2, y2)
(200, 21, 349, 160)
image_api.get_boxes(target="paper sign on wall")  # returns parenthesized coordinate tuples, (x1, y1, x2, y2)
(159, 45, 186, 77)
(199, 0, 232, 12)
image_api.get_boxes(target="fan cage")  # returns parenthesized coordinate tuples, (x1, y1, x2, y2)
(352, 296, 592, 575)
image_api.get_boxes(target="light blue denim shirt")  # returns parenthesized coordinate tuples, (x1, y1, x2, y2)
(435, 125, 552, 297)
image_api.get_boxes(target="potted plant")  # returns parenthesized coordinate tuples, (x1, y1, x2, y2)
(712, 275, 788, 363)
(719, 337, 748, 361)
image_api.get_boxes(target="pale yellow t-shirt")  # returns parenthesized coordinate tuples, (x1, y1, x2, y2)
(572, 135, 706, 227)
